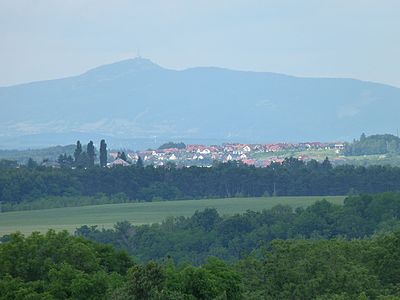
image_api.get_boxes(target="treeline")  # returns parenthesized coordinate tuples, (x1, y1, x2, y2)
(344, 133, 400, 156)
(2, 221, 400, 298)
(0, 144, 75, 164)
(0, 230, 241, 299)
(75, 193, 400, 264)
(2, 158, 400, 204)
(1, 194, 131, 212)
(158, 141, 186, 150)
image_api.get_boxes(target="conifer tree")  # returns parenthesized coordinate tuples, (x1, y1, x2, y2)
(100, 139, 107, 167)
(119, 151, 127, 162)
(136, 156, 144, 168)
(27, 158, 38, 169)
(74, 140, 82, 163)
(87, 141, 95, 167)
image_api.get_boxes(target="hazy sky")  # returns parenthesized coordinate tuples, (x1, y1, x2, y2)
(1, 0, 399, 87)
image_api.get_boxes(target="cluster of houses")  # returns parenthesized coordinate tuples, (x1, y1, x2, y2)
(107, 142, 345, 168)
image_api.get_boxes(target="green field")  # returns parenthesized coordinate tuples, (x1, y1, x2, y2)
(0, 196, 345, 236)
(250, 148, 400, 166)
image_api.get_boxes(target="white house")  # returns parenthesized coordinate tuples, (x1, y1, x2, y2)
(239, 153, 247, 160)
(198, 148, 211, 155)
(242, 145, 251, 153)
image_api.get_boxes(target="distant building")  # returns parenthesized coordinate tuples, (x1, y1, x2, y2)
(107, 158, 130, 167)
(41, 161, 61, 168)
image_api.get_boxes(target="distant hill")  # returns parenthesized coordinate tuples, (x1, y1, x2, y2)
(1, 57, 400, 148)
(0, 144, 75, 164)
(344, 133, 400, 156)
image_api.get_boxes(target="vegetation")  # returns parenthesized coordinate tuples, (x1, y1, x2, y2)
(99, 139, 107, 167)
(237, 232, 400, 299)
(0, 196, 344, 236)
(345, 133, 400, 156)
(0, 230, 243, 299)
(74, 193, 400, 264)
(0, 144, 75, 164)
(158, 142, 186, 150)
(2, 196, 400, 299)
(2, 158, 400, 206)
(0, 193, 132, 212)
(71, 140, 98, 168)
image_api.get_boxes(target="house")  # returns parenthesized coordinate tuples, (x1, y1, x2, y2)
(127, 153, 139, 161)
(107, 158, 130, 167)
(242, 145, 251, 153)
(109, 152, 119, 159)
(41, 161, 61, 168)
(334, 143, 344, 150)
(198, 148, 211, 155)
(239, 153, 247, 160)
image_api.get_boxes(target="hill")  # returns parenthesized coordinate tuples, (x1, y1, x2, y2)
(0, 144, 75, 163)
(1, 57, 400, 148)
(344, 133, 400, 156)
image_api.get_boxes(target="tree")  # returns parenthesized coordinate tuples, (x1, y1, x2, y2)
(136, 156, 144, 168)
(76, 152, 89, 168)
(321, 157, 332, 170)
(27, 158, 38, 169)
(0, 231, 133, 299)
(117, 152, 128, 162)
(158, 142, 186, 150)
(100, 139, 107, 167)
(74, 141, 82, 163)
(360, 133, 366, 141)
(125, 262, 166, 299)
(87, 141, 95, 167)
(57, 153, 74, 168)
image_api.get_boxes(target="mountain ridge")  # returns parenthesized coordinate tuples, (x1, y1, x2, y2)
(1, 57, 399, 148)
(6, 57, 397, 89)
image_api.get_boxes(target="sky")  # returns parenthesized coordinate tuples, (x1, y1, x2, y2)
(0, 0, 399, 87)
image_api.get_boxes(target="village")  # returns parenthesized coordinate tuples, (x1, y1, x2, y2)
(108, 141, 346, 168)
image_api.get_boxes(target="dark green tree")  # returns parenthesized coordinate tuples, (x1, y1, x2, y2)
(136, 156, 144, 168)
(87, 141, 95, 167)
(27, 158, 38, 169)
(118, 152, 128, 162)
(100, 139, 107, 167)
(321, 156, 332, 170)
(57, 153, 74, 168)
(74, 141, 82, 163)
(76, 151, 89, 168)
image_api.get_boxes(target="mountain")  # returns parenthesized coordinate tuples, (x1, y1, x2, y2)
(1, 57, 400, 149)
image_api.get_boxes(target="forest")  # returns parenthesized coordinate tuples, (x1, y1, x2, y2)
(2, 193, 400, 299)
(73, 193, 400, 264)
(2, 158, 400, 206)
(344, 133, 400, 156)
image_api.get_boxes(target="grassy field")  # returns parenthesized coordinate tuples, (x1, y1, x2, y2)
(250, 148, 400, 166)
(251, 149, 341, 161)
(0, 196, 345, 236)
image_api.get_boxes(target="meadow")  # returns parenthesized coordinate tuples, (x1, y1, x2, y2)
(250, 148, 400, 166)
(0, 196, 345, 236)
